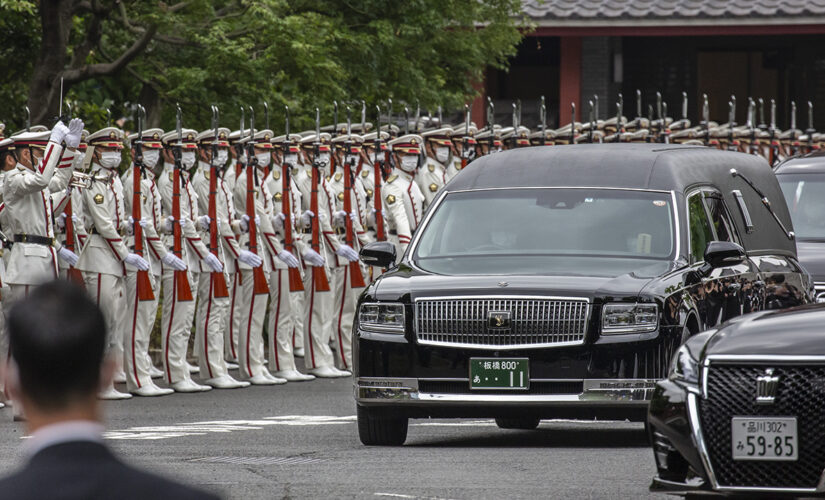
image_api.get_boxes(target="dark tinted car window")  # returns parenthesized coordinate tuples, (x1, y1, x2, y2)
(688, 192, 714, 263)
(703, 193, 739, 244)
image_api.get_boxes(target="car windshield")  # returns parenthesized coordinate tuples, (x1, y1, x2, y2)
(413, 188, 676, 276)
(778, 174, 825, 242)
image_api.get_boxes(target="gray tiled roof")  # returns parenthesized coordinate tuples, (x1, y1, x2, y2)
(522, 0, 825, 20)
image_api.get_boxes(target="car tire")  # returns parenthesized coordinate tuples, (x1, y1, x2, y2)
(357, 406, 408, 446)
(494, 417, 541, 430)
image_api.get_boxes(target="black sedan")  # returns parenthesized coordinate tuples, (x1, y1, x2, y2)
(649, 304, 825, 496)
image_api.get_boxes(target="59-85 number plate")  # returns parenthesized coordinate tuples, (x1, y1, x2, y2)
(731, 417, 798, 461)
(469, 358, 529, 390)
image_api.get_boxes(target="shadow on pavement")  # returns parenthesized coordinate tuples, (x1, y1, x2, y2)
(406, 423, 650, 448)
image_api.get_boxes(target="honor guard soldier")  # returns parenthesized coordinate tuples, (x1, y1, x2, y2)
(447, 123, 477, 181)
(266, 134, 318, 381)
(295, 132, 353, 378)
(3, 121, 83, 302)
(191, 127, 253, 389)
(157, 129, 222, 392)
(420, 128, 452, 208)
(74, 127, 145, 400)
(384, 134, 425, 260)
(329, 133, 371, 370)
(360, 130, 390, 216)
(232, 128, 298, 385)
(120, 128, 184, 396)
(55, 130, 90, 282)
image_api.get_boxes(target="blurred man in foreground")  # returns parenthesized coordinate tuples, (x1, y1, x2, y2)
(0, 280, 220, 500)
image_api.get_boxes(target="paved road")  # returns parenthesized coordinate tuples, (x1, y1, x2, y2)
(0, 373, 666, 500)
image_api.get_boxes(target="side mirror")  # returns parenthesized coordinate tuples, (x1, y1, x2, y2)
(360, 241, 397, 268)
(704, 241, 746, 269)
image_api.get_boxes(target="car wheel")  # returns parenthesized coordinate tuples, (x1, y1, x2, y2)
(494, 417, 541, 430)
(357, 406, 408, 446)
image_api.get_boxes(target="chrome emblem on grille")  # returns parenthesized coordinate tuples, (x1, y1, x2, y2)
(756, 368, 780, 405)
(488, 311, 511, 329)
(497, 282, 509, 287)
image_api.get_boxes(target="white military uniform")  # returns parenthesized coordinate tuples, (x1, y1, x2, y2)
(445, 124, 478, 181)
(156, 130, 212, 391)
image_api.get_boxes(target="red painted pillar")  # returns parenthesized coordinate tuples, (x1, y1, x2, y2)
(559, 36, 582, 123)
(471, 78, 486, 128)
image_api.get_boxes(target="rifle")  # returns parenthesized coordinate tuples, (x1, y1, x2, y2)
(462, 104, 471, 168)
(281, 106, 304, 292)
(790, 101, 799, 157)
(343, 107, 366, 288)
(63, 97, 85, 285)
(234, 106, 245, 180)
(208, 105, 229, 298)
(486, 97, 495, 152)
(310, 107, 331, 292)
(172, 104, 194, 301)
(539, 96, 547, 145)
(245, 106, 270, 295)
(769, 99, 778, 165)
(373, 105, 386, 242)
(806, 101, 816, 154)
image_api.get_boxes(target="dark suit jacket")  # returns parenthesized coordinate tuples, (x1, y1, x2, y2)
(0, 440, 221, 500)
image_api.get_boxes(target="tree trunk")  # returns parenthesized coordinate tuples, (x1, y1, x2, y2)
(28, 0, 72, 126)
(140, 83, 163, 128)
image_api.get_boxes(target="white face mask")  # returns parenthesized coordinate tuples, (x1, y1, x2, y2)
(435, 147, 450, 163)
(181, 151, 196, 169)
(142, 149, 159, 169)
(284, 154, 298, 165)
(99, 151, 121, 169)
(317, 152, 330, 166)
(255, 152, 271, 167)
(213, 149, 228, 167)
(400, 155, 418, 172)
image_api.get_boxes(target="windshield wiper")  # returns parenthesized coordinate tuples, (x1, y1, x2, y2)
(730, 168, 795, 240)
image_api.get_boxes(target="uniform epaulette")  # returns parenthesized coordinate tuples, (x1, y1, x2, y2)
(387, 174, 397, 184)
(334, 172, 342, 182)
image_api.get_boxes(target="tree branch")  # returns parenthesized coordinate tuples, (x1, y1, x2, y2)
(165, 1, 191, 13)
(62, 24, 158, 82)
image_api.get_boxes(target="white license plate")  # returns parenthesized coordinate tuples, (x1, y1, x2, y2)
(731, 417, 798, 461)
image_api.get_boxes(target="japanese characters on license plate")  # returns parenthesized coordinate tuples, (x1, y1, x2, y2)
(469, 358, 529, 390)
(731, 417, 798, 461)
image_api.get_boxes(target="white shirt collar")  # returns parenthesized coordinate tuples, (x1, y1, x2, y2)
(23, 420, 105, 458)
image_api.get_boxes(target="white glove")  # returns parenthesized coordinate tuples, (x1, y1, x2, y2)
(240, 214, 261, 233)
(124, 253, 150, 271)
(271, 212, 286, 231)
(238, 249, 263, 267)
(161, 252, 187, 271)
(302, 248, 325, 267)
(197, 215, 211, 231)
(164, 216, 177, 233)
(56, 212, 67, 230)
(57, 247, 79, 266)
(277, 249, 299, 268)
(126, 216, 147, 236)
(332, 210, 348, 228)
(335, 244, 359, 262)
(203, 252, 223, 272)
(300, 210, 315, 227)
(64, 118, 84, 148)
(49, 121, 70, 145)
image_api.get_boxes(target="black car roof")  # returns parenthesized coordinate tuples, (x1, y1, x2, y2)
(446, 144, 796, 256)
(774, 150, 825, 174)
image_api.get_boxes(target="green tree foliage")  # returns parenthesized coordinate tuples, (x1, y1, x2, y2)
(1, 0, 527, 133)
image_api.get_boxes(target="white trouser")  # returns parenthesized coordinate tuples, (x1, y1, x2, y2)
(123, 270, 160, 391)
(83, 273, 124, 355)
(291, 284, 304, 351)
(196, 271, 231, 379)
(236, 269, 269, 379)
(331, 265, 362, 371)
(225, 272, 241, 362)
(161, 268, 197, 384)
(267, 269, 297, 373)
(301, 266, 334, 369)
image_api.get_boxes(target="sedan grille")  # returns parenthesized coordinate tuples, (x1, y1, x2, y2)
(414, 297, 588, 349)
(699, 364, 825, 489)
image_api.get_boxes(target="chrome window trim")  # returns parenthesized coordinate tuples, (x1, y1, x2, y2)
(413, 295, 590, 350)
(409, 187, 681, 270)
(692, 356, 825, 493)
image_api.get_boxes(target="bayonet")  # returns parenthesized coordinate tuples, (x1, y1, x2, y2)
(264, 101, 269, 131)
(681, 92, 688, 120)
(438, 106, 443, 127)
(346, 105, 352, 139)
(414, 100, 420, 133)
(360, 100, 366, 132)
(588, 100, 595, 143)
(517, 98, 522, 127)
(404, 105, 409, 135)
(791, 101, 797, 132)
(758, 98, 767, 130)
(570, 102, 576, 144)
(635, 89, 642, 122)
(540, 96, 546, 144)
(285, 105, 290, 137)
(333, 100, 339, 137)
(593, 95, 598, 122)
(25, 105, 30, 131)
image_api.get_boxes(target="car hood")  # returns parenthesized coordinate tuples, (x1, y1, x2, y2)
(796, 241, 825, 283)
(371, 263, 665, 303)
(703, 304, 825, 357)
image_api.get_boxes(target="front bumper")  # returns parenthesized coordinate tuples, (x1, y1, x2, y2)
(355, 377, 655, 420)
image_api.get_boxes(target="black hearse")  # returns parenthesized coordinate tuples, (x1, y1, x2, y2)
(775, 151, 825, 302)
(355, 144, 812, 445)
(649, 305, 825, 496)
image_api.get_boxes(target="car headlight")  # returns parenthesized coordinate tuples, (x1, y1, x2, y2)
(601, 303, 658, 334)
(358, 303, 406, 334)
(670, 345, 700, 385)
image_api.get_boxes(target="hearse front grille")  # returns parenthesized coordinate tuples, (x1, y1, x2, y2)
(414, 297, 589, 349)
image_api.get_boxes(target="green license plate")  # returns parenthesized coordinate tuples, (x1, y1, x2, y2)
(469, 358, 529, 390)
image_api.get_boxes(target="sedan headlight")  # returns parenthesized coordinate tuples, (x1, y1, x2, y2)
(358, 303, 405, 334)
(670, 345, 699, 385)
(601, 303, 658, 334)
